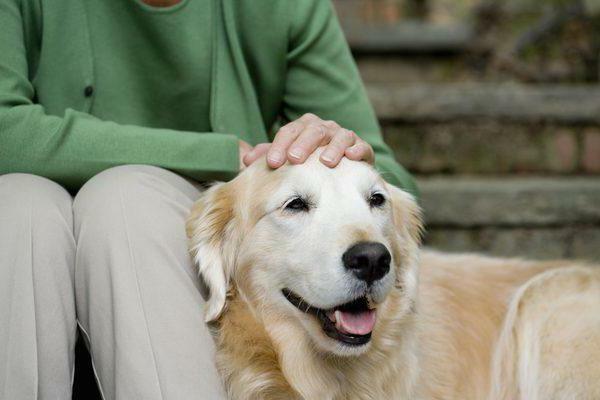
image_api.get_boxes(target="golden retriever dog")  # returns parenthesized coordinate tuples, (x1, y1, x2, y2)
(186, 151, 600, 400)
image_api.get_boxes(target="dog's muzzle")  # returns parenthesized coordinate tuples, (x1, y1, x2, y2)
(282, 289, 377, 346)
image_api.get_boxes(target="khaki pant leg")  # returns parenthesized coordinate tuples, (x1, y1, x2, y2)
(0, 174, 76, 400)
(73, 165, 225, 400)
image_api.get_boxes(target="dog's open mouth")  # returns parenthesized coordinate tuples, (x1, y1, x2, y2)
(282, 289, 376, 346)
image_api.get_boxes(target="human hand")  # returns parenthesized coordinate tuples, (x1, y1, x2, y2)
(242, 143, 272, 167)
(238, 140, 254, 170)
(260, 113, 374, 169)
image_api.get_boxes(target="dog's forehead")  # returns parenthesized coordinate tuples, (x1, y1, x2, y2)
(280, 156, 381, 195)
(236, 153, 385, 219)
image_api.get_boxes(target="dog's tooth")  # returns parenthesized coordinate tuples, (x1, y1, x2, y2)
(334, 310, 344, 331)
(327, 311, 336, 323)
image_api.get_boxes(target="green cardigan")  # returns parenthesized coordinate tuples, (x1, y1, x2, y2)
(0, 0, 417, 196)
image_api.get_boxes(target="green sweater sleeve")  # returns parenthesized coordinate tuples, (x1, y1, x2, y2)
(282, 0, 418, 198)
(0, 0, 239, 193)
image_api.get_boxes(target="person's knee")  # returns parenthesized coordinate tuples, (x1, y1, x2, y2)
(72, 165, 175, 241)
(74, 165, 144, 224)
(0, 173, 73, 225)
(0, 174, 74, 277)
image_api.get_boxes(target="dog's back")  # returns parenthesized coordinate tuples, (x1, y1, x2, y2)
(490, 265, 600, 400)
(416, 250, 600, 399)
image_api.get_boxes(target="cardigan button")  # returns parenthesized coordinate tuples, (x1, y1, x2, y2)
(84, 85, 94, 97)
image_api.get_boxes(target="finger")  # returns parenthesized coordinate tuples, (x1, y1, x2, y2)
(320, 129, 357, 168)
(243, 143, 271, 166)
(298, 112, 321, 124)
(287, 121, 338, 164)
(267, 121, 303, 168)
(239, 140, 254, 170)
(345, 139, 375, 164)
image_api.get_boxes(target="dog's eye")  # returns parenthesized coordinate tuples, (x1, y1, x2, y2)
(369, 193, 386, 208)
(284, 197, 310, 212)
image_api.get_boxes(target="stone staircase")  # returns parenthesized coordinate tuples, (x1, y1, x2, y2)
(335, 0, 600, 260)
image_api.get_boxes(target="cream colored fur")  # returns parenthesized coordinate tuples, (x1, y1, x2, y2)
(187, 155, 600, 400)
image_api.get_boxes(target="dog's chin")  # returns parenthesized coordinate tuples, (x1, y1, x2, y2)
(282, 289, 379, 356)
(312, 326, 374, 357)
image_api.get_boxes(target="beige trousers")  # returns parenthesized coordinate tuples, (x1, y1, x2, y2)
(0, 165, 226, 400)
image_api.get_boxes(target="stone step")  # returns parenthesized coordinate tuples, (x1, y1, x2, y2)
(357, 56, 471, 85)
(424, 226, 600, 261)
(342, 21, 473, 54)
(333, 0, 477, 55)
(383, 123, 600, 174)
(418, 176, 600, 261)
(369, 84, 600, 175)
(418, 176, 600, 228)
(368, 83, 600, 124)
(339, 0, 600, 84)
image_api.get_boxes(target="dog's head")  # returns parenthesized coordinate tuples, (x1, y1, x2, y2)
(187, 152, 422, 356)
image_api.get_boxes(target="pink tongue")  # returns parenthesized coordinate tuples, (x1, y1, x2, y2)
(335, 310, 377, 335)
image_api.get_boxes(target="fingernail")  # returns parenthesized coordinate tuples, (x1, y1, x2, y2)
(321, 152, 334, 163)
(288, 148, 304, 160)
(268, 152, 283, 164)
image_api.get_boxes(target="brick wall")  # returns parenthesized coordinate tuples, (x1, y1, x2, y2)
(334, 0, 600, 261)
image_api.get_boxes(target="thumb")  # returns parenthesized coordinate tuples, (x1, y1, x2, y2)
(244, 143, 271, 166)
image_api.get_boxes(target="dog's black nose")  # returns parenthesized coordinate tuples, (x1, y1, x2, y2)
(342, 242, 391, 284)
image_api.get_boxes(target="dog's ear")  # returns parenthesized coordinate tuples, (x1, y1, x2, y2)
(385, 183, 424, 246)
(186, 182, 239, 322)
